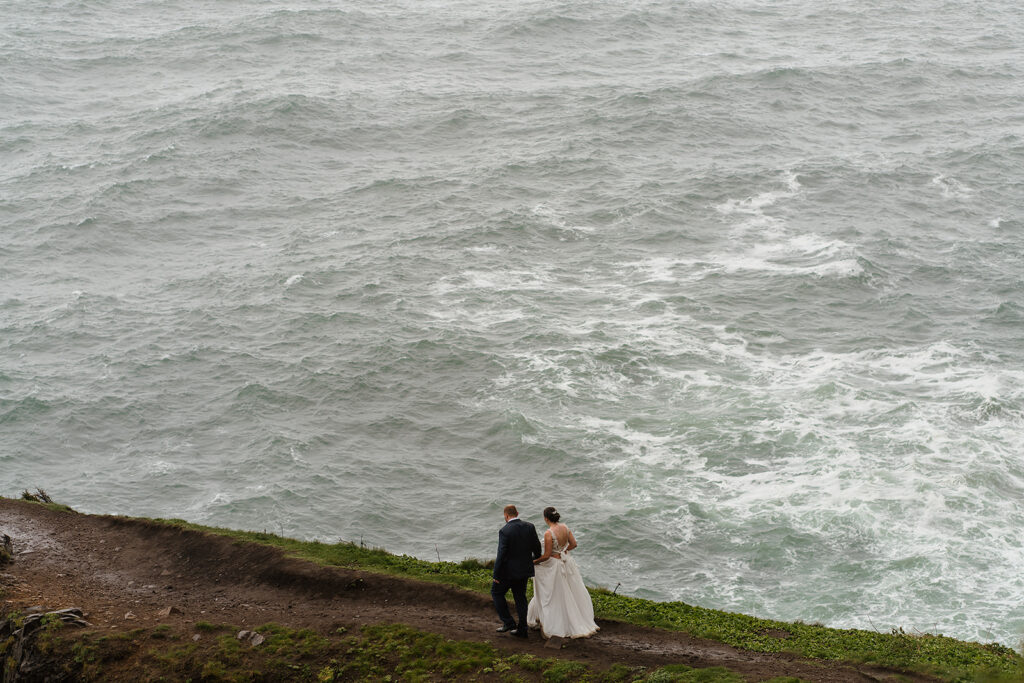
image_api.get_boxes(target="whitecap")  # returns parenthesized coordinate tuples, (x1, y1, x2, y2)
(531, 202, 597, 235)
(289, 446, 309, 466)
(715, 171, 801, 216)
(714, 254, 863, 278)
(931, 174, 974, 200)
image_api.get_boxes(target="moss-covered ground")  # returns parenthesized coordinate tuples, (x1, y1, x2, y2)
(14, 618, 807, 682)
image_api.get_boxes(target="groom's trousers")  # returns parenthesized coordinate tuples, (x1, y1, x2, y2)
(491, 577, 529, 629)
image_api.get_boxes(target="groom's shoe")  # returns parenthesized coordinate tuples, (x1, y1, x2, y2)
(510, 628, 529, 639)
(496, 624, 517, 633)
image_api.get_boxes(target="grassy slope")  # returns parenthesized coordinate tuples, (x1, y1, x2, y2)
(27, 620, 794, 683)
(141, 516, 1022, 682)
(3, 498, 1022, 681)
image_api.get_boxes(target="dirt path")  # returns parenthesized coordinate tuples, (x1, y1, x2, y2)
(0, 499, 930, 681)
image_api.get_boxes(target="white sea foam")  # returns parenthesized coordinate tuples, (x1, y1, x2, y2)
(931, 174, 974, 200)
(432, 267, 552, 294)
(144, 460, 179, 475)
(569, 334, 1024, 640)
(715, 171, 801, 216)
(531, 203, 597, 235)
(713, 254, 863, 278)
(423, 303, 527, 330)
(6, 0, 1024, 646)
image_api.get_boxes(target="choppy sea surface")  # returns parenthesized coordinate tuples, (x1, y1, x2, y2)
(3, 0, 1024, 645)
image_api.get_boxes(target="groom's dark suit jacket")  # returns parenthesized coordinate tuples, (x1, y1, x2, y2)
(493, 518, 542, 581)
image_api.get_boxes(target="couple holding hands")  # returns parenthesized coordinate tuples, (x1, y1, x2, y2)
(491, 505, 599, 640)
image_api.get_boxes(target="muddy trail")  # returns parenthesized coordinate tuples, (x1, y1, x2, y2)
(0, 499, 932, 681)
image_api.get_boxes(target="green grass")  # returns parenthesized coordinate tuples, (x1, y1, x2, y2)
(138, 515, 1023, 682)
(321, 623, 733, 682)
(586, 591, 1022, 680)
(162, 517, 501, 592)
(18, 620, 740, 682)
(7, 497, 1024, 681)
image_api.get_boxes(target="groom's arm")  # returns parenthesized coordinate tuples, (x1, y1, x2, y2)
(530, 524, 542, 559)
(493, 528, 508, 581)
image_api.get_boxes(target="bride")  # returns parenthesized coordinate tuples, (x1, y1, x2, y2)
(526, 507, 599, 639)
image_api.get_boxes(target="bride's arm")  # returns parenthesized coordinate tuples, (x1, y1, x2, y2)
(566, 528, 577, 553)
(534, 529, 553, 564)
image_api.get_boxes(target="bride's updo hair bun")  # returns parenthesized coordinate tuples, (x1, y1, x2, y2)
(543, 506, 560, 522)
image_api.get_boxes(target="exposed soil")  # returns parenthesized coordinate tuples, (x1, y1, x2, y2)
(0, 498, 933, 681)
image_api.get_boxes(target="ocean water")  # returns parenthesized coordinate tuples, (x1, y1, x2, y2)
(3, 0, 1024, 645)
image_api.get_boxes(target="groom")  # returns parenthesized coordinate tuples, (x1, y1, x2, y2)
(492, 504, 541, 638)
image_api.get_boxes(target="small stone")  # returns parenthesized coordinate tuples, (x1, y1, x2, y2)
(544, 636, 564, 649)
(192, 634, 201, 641)
(157, 606, 182, 618)
(160, 569, 172, 576)
(124, 611, 136, 620)
(249, 633, 265, 647)
(236, 630, 251, 640)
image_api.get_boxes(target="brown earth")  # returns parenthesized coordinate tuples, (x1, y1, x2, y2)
(0, 498, 934, 681)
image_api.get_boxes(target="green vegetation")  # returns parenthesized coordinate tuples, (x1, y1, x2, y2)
(142, 515, 1024, 682)
(21, 621, 747, 682)
(19, 488, 76, 513)
(587, 591, 1022, 680)
(163, 516, 501, 593)
(6, 496, 1024, 681)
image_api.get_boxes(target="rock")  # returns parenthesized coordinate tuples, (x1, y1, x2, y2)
(124, 611, 136, 620)
(0, 534, 12, 565)
(192, 634, 201, 641)
(237, 630, 265, 647)
(157, 606, 183, 618)
(544, 636, 564, 649)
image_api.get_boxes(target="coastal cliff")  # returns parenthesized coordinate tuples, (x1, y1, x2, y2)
(0, 497, 1019, 682)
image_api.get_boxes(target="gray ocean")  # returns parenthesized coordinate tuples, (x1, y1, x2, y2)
(3, 0, 1024, 645)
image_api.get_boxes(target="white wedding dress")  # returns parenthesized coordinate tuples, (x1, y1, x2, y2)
(527, 528, 599, 638)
